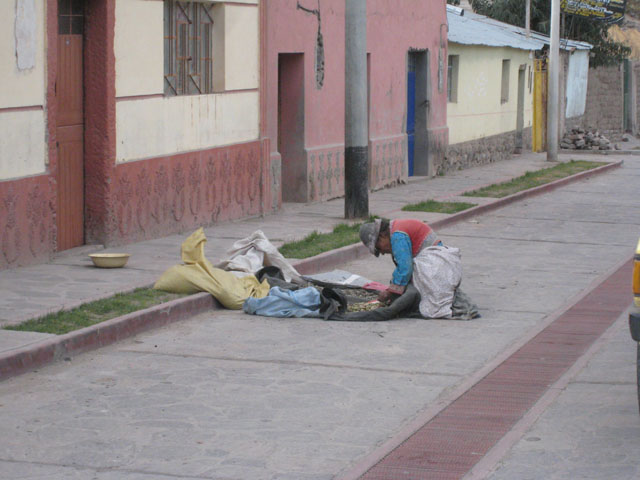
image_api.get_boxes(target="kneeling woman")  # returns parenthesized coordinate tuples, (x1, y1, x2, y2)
(359, 218, 462, 318)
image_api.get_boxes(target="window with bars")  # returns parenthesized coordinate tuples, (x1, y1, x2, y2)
(164, 0, 215, 96)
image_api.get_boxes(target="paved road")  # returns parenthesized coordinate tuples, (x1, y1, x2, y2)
(0, 154, 639, 479)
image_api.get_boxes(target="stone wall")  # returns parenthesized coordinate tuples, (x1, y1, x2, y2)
(565, 115, 585, 132)
(442, 128, 532, 175)
(582, 65, 624, 139)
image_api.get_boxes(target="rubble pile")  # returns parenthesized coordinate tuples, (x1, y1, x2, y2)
(560, 128, 614, 150)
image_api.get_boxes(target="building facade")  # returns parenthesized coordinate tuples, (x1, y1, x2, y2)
(1, 0, 449, 270)
(0, 0, 268, 269)
(445, 6, 542, 172)
(265, 0, 449, 205)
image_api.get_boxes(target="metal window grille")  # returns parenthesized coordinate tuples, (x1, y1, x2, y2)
(164, 1, 214, 96)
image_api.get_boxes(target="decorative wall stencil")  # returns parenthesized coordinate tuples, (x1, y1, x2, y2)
(152, 164, 170, 226)
(188, 160, 202, 217)
(307, 147, 344, 202)
(370, 136, 407, 190)
(171, 164, 186, 222)
(110, 141, 263, 244)
(26, 185, 48, 256)
(0, 176, 53, 268)
(0, 142, 265, 267)
(204, 156, 219, 221)
(116, 173, 134, 237)
(1, 189, 21, 265)
(135, 168, 152, 233)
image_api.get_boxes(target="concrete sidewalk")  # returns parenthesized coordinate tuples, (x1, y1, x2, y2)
(0, 150, 628, 371)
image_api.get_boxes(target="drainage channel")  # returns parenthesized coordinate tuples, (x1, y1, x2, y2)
(357, 258, 633, 480)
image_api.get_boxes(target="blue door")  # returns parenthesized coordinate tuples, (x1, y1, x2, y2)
(407, 58, 416, 177)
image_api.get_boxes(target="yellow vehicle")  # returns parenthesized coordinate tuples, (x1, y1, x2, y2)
(629, 238, 640, 412)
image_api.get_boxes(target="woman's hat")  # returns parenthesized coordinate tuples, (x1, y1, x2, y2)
(359, 219, 382, 257)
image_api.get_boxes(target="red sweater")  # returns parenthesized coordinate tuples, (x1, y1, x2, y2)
(391, 219, 437, 257)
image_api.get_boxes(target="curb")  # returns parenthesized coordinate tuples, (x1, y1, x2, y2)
(0, 293, 218, 381)
(0, 159, 622, 382)
(559, 148, 640, 156)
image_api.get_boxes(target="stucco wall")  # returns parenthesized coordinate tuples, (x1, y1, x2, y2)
(222, 4, 259, 90)
(0, 0, 45, 108)
(114, 0, 260, 164)
(116, 92, 260, 162)
(115, 0, 163, 97)
(0, 0, 46, 180)
(266, 0, 448, 203)
(447, 44, 534, 145)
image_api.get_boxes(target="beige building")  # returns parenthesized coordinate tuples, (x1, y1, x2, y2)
(445, 6, 542, 171)
(0, 0, 266, 270)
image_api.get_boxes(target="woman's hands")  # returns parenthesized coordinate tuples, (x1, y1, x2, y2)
(377, 284, 406, 304)
(377, 289, 395, 304)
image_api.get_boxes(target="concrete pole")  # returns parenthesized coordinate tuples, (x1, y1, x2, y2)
(547, 0, 560, 161)
(525, 0, 531, 38)
(344, 0, 369, 219)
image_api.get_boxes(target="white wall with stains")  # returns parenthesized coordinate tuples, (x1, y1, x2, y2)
(0, 0, 46, 180)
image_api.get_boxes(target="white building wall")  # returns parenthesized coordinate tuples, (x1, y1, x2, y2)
(116, 92, 259, 162)
(114, 0, 260, 163)
(0, 0, 46, 179)
(223, 4, 259, 90)
(115, 0, 164, 97)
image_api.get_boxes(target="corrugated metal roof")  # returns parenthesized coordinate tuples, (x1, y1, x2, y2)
(446, 5, 591, 51)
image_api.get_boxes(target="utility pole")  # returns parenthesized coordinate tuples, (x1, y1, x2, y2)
(344, 0, 369, 218)
(525, 0, 531, 38)
(547, 0, 560, 161)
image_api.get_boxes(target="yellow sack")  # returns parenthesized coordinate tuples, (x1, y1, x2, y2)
(154, 228, 270, 310)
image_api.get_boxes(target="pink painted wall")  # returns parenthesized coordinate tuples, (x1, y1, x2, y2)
(367, 1, 448, 138)
(266, 1, 346, 154)
(266, 0, 448, 203)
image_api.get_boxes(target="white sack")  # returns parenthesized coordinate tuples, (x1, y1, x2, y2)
(217, 230, 303, 284)
(412, 245, 462, 318)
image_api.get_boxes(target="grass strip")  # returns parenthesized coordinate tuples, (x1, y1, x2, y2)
(402, 199, 477, 214)
(4, 288, 186, 335)
(279, 217, 379, 259)
(462, 160, 606, 198)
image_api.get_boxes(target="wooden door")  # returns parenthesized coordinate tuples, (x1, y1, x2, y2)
(56, 0, 84, 250)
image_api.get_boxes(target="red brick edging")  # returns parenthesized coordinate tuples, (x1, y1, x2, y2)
(337, 256, 633, 480)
